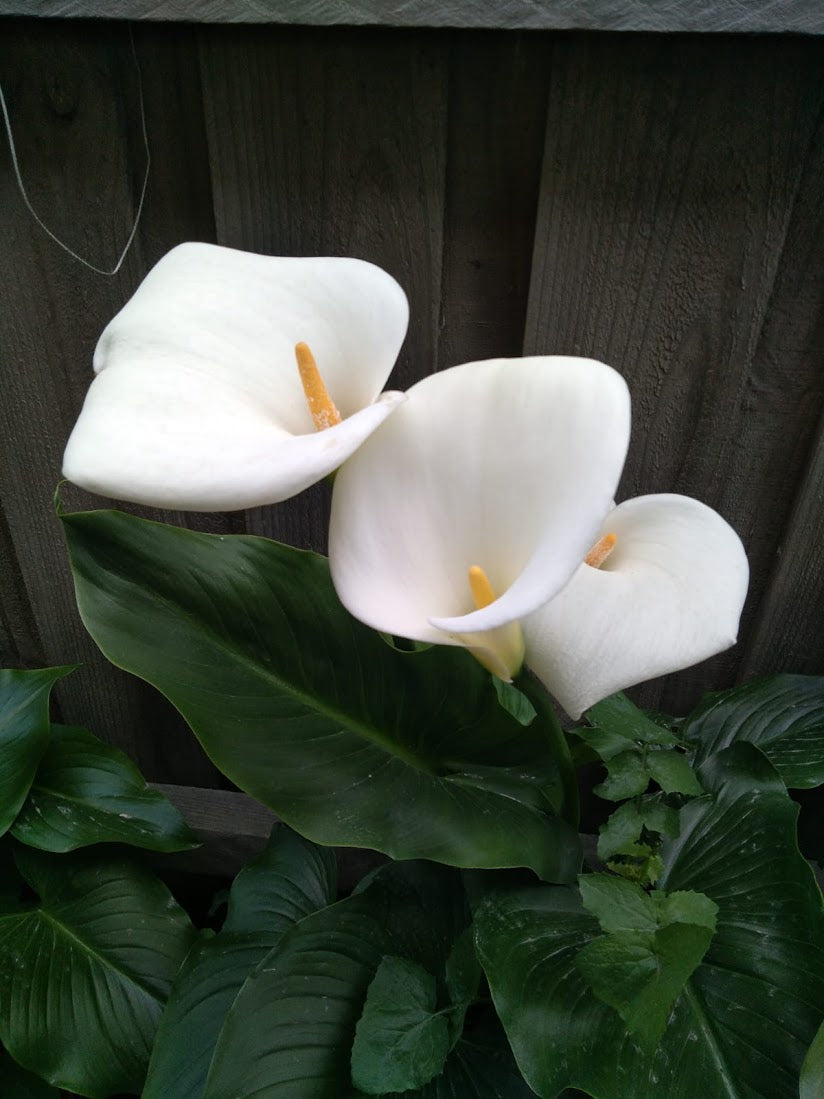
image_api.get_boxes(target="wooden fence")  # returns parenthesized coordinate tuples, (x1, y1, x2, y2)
(1, 10, 823, 851)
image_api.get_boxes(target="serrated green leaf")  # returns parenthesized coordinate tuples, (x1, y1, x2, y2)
(576, 916, 716, 1053)
(597, 799, 680, 861)
(475, 754, 824, 1097)
(143, 826, 336, 1099)
(586, 693, 680, 747)
(351, 956, 451, 1094)
(652, 889, 718, 931)
(0, 667, 72, 836)
(594, 749, 649, 800)
(578, 873, 657, 934)
(203, 862, 469, 1099)
(356, 1016, 539, 1098)
(645, 749, 702, 796)
(62, 510, 579, 882)
(685, 674, 824, 788)
(571, 724, 637, 762)
(0, 846, 196, 1097)
(493, 680, 537, 727)
(10, 724, 198, 853)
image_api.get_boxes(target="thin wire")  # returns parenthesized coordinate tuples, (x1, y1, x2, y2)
(0, 25, 150, 276)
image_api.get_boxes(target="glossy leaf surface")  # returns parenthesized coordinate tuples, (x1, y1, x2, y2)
(475, 750, 824, 1097)
(11, 724, 197, 852)
(204, 862, 468, 1098)
(0, 846, 195, 1097)
(686, 674, 824, 788)
(351, 955, 451, 1093)
(63, 510, 579, 881)
(0, 667, 71, 836)
(143, 826, 337, 1099)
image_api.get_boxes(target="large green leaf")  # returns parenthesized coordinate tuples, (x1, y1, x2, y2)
(0, 667, 71, 836)
(62, 509, 580, 881)
(475, 748, 824, 1097)
(143, 825, 337, 1099)
(10, 723, 198, 853)
(686, 674, 824, 788)
(203, 861, 469, 1098)
(0, 845, 196, 1097)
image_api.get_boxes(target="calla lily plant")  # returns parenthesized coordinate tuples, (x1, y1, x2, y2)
(64, 243, 748, 717)
(49, 246, 824, 1099)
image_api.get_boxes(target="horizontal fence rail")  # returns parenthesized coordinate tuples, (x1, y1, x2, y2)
(1, 1, 823, 34)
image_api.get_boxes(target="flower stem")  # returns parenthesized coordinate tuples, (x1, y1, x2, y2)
(515, 671, 580, 830)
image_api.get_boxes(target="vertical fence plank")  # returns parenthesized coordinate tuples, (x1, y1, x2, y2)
(0, 19, 222, 781)
(525, 33, 824, 714)
(436, 30, 549, 370)
(741, 414, 824, 678)
(198, 23, 448, 550)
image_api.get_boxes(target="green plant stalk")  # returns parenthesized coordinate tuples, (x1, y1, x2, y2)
(515, 671, 580, 830)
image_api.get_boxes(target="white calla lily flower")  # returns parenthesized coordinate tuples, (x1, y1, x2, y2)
(523, 494, 749, 718)
(63, 243, 409, 510)
(329, 356, 631, 680)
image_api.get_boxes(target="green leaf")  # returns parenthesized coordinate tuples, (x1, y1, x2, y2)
(697, 741, 785, 796)
(143, 825, 336, 1099)
(576, 918, 716, 1053)
(578, 873, 657, 934)
(1, 1048, 60, 1098)
(597, 799, 679, 861)
(444, 927, 482, 1044)
(801, 1015, 824, 1099)
(0, 667, 72, 836)
(685, 674, 824, 788)
(351, 956, 451, 1094)
(203, 862, 469, 1098)
(586, 693, 680, 747)
(0, 846, 196, 1097)
(62, 510, 580, 882)
(576, 882, 718, 1052)
(357, 1016, 539, 1098)
(493, 679, 537, 726)
(594, 748, 649, 800)
(10, 724, 198, 853)
(475, 754, 824, 1097)
(645, 749, 702, 796)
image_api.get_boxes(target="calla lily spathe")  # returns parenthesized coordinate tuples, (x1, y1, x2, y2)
(329, 356, 632, 680)
(62, 243, 409, 510)
(328, 358, 748, 713)
(523, 495, 749, 717)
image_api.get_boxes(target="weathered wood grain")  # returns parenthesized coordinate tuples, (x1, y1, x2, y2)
(0, 19, 222, 781)
(152, 783, 388, 887)
(524, 34, 824, 715)
(198, 23, 448, 549)
(3, 0, 824, 35)
(436, 30, 549, 371)
(741, 412, 824, 679)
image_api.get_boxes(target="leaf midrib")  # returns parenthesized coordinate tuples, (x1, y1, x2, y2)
(33, 905, 168, 1004)
(75, 539, 438, 776)
(682, 979, 742, 1099)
